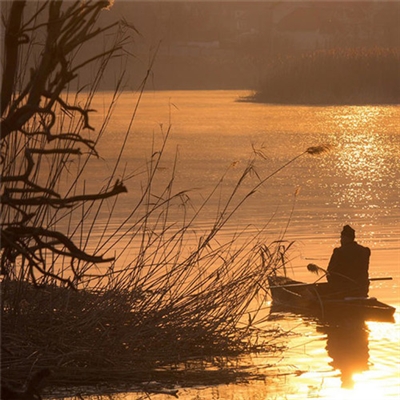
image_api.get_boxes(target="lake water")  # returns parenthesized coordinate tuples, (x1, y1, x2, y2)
(71, 90, 399, 399)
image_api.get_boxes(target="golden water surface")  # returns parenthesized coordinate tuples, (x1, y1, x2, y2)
(74, 90, 399, 399)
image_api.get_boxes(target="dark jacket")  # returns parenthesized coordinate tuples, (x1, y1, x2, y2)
(327, 241, 370, 297)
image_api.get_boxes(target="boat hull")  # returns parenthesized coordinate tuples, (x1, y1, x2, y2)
(268, 275, 396, 323)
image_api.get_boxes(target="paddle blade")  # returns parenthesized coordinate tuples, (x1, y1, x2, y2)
(307, 263, 321, 275)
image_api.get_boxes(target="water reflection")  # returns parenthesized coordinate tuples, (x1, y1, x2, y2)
(318, 319, 369, 389)
(80, 93, 399, 399)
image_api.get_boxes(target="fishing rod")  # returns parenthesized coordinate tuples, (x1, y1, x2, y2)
(306, 263, 392, 282)
(259, 265, 393, 291)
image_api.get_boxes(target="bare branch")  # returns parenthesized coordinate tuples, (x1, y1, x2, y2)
(1, 226, 114, 264)
(42, 91, 96, 130)
(1, 180, 128, 208)
(1, 0, 26, 115)
(1, 147, 80, 184)
(1, 0, 128, 287)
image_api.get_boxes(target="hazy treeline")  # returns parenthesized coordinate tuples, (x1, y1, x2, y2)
(252, 47, 400, 105)
(94, 1, 400, 91)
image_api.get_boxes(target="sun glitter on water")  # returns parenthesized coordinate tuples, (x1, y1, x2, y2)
(326, 106, 398, 210)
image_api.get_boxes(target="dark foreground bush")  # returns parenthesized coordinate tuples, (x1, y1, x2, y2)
(1, 247, 285, 391)
(252, 47, 400, 105)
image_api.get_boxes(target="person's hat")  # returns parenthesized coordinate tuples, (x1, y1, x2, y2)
(341, 225, 355, 239)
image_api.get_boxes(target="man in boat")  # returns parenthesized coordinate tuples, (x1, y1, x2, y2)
(326, 225, 370, 298)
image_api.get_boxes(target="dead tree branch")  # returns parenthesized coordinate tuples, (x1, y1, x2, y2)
(1, 0, 132, 285)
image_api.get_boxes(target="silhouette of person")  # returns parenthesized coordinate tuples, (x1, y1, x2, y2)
(327, 225, 370, 298)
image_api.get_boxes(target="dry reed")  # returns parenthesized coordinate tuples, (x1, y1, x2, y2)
(1, 1, 328, 396)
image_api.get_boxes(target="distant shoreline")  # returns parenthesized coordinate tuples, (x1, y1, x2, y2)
(78, 47, 400, 106)
(250, 47, 400, 106)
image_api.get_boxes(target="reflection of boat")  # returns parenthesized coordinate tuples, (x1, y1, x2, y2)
(268, 275, 396, 323)
(318, 319, 369, 389)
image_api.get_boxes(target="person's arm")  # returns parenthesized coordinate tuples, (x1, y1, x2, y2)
(327, 248, 339, 283)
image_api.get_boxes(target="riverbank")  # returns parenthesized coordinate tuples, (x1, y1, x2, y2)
(250, 47, 400, 105)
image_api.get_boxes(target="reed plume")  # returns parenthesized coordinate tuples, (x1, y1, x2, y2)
(306, 145, 332, 155)
(307, 263, 323, 275)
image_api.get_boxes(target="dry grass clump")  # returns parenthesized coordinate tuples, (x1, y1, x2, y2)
(0, 1, 330, 395)
(252, 47, 400, 105)
(2, 135, 300, 386)
(1, 115, 327, 391)
(1, 238, 288, 389)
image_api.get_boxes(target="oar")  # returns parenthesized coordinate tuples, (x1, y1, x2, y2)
(257, 280, 316, 292)
(370, 277, 393, 281)
(306, 263, 392, 282)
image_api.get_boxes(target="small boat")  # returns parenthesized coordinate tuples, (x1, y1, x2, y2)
(267, 275, 396, 323)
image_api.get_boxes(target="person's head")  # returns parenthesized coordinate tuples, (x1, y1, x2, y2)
(341, 225, 355, 245)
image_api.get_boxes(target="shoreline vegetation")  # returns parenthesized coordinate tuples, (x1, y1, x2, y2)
(0, 1, 332, 398)
(247, 47, 400, 106)
(1, 135, 328, 397)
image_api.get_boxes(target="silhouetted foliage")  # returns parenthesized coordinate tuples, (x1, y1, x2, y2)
(1, 2, 331, 394)
(0, 0, 127, 287)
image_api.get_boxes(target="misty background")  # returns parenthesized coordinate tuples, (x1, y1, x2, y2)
(92, 1, 400, 91)
(3, 1, 398, 91)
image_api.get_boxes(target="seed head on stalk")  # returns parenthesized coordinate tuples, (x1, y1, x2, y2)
(305, 145, 332, 155)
